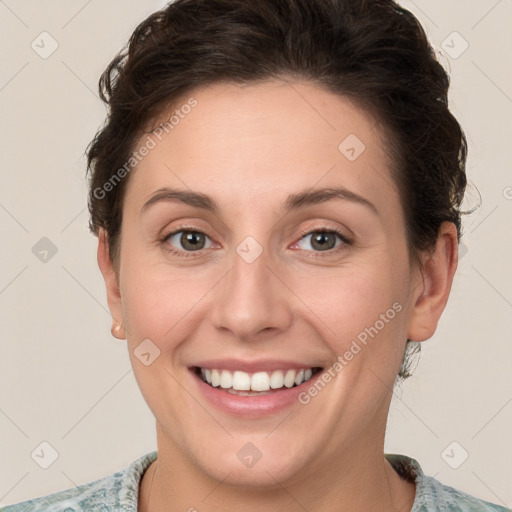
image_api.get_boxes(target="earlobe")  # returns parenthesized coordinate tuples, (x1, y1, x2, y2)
(97, 228, 126, 339)
(111, 321, 126, 340)
(406, 222, 459, 342)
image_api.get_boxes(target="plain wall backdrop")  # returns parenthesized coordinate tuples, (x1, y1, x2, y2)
(1, 0, 511, 507)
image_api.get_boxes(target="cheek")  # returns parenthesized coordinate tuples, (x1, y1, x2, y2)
(121, 267, 209, 342)
(118, 227, 219, 342)
(119, 264, 211, 431)
(295, 264, 398, 334)
(287, 258, 409, 374)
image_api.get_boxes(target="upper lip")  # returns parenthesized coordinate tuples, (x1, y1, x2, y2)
(191, 359, 323, 373)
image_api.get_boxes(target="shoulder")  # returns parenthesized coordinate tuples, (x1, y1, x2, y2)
(1, 451, 157, 512)
(385, 453, 510, 512)
(415, 474, 510, 511)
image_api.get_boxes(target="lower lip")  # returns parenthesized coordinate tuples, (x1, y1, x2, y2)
(189, 368, 323, 418)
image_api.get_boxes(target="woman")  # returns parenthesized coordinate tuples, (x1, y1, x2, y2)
(3, 0, 508, 511)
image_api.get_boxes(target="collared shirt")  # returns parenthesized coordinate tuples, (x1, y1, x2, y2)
(2, 451, 509, 511)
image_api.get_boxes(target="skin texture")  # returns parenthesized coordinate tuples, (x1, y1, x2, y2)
(97, 80, 458, 512)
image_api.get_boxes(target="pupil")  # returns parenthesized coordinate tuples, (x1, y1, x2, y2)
(183, 232, 204, 250)
(312, 232, 334, 251)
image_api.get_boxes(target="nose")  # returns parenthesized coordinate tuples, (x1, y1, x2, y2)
(210, 242, 293, 341)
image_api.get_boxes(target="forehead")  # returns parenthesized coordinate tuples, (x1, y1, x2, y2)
(125, 80, 399, 220)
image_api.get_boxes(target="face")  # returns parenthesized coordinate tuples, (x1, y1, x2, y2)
(99, 79, 449, 488)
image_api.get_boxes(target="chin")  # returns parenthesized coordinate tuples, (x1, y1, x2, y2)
(188, 432, 315, 488)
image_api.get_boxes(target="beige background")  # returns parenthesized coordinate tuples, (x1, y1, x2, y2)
(1, 0, 511, 508)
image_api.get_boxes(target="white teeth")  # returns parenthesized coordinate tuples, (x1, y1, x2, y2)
(210, 369, 220, 387)
(232, 370, 251, 391)
(198, 367, 316, 392)
(251, 371, 270, 391)
(269, 370, 284, 389)
(219, 370, 232, 389)
(284, 369, 296, 388)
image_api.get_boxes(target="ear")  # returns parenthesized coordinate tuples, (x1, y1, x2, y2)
(97, 228, 126, 339)
(407, 221, 459, 342)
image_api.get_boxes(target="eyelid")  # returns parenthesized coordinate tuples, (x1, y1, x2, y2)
(295, 226, 352, 245)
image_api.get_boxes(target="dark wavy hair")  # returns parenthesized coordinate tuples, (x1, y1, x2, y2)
(85, 0, 469, 383)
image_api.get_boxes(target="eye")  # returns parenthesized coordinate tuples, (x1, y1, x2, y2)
(294, 228, 351, 254)
(160, 226, 352, 259)
(162, 229, 215, 255)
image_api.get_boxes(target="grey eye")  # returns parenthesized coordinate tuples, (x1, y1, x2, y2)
(297, 231, 343, 252)
(166, 231, 212, 251)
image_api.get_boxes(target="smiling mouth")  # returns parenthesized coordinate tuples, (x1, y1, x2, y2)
(193, 366, 323, 395)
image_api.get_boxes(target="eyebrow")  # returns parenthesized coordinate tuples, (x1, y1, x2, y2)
(140, 186, 379, 216)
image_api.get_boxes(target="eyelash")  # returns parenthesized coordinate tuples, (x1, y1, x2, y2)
(160, 226, 352, 259)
